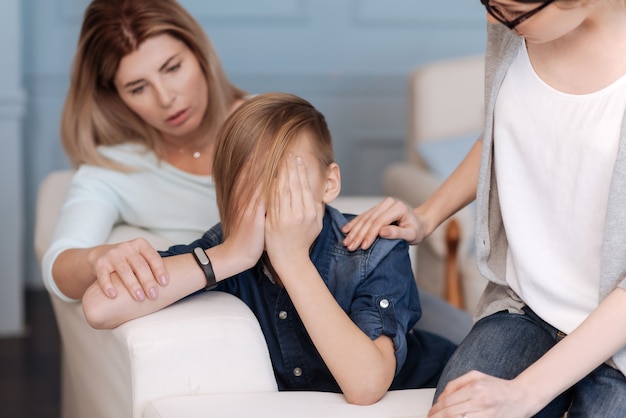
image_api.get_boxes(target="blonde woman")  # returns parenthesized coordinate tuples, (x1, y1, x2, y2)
(42, 0, 246, 303)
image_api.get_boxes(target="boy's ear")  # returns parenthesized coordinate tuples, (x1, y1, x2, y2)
(322, 163, 341, 204)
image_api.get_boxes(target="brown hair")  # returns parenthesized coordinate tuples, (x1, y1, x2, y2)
(213, 93, 334, 237)
(61, 0, 246, 169)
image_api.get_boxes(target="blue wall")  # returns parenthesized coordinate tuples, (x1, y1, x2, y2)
(20, 0, 486, 287)
(1, 0, 26, 335)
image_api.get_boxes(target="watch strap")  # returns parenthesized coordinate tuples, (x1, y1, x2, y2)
(191, 247, 217, 290)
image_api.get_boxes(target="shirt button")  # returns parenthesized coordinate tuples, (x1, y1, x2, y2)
(379, 299, 389, 309)
(293, 367, 302, 377)
(278, 311, 288, 320)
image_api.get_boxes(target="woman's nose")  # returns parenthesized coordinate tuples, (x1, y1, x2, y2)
(155, 83, 175, 108)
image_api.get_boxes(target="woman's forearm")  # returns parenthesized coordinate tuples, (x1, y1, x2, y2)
(82, 252, 205, 328)
(514, 288, 626, 415)
(415, 139, 482, 236)
(52, 246, 113, 300)
(82, 243, 255, 329)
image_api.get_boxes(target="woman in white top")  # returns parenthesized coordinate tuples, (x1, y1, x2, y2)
(42, 0, 246, 303)
(342, 0, 626, 416)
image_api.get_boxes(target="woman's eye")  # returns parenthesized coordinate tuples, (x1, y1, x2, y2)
(491, 4, 506, 16)
(130, 85, 145, 95)
(493, 4, 523, 19)
(167, 62, 181, 73)
(507, 10, 523, 18)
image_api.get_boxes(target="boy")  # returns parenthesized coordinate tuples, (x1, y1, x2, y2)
(82, 93, 455, 405)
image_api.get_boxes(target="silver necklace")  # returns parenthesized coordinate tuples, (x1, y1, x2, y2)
(175, 144, 206, 159)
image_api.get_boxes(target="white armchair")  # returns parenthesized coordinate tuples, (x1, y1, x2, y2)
(34, 171, 279, 418)
(384, 55, 488, 313)
(35, 170, 436, 418)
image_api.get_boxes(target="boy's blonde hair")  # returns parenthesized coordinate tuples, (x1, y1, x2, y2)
(213, 93, 334, 237)
(61, 0, 246, 169)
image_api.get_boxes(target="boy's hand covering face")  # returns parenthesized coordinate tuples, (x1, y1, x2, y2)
(264, 154, 324, 268)
(223, 188, 266, 268)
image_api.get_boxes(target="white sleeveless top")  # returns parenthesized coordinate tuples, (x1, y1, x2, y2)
(494, 42, 626, 334)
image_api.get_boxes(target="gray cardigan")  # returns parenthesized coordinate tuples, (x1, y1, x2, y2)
(474, 23, 626, 374)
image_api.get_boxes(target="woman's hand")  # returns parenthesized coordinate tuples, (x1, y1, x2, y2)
(428, 371, 533, 418)
(341, 197, 428, 251)
(265, 154, 323, 269)
(91, 238, 168, 301)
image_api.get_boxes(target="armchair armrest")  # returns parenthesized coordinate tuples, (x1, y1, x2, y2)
(118, 291, 277, 417)
(52, 291, 277, 418)
(37, 170, 277, 417)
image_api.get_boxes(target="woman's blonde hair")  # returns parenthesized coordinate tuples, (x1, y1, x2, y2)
(61, 0, 246, 169)
(213, 93, 334, 237)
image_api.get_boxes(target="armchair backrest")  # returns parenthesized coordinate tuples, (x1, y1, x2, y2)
(406, 55, 485, 167)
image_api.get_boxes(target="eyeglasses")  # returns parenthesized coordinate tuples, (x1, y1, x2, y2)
(480, 0, 554, 29)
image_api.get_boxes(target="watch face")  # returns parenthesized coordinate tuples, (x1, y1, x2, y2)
(193, 247, 210, 265)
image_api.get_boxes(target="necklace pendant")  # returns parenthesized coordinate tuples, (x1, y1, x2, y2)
(192, 151, 201, 159)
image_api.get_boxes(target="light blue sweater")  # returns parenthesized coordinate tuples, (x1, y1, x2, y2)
(42, 143, 219, 302)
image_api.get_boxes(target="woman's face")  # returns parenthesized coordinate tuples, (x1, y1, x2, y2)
(486, 0, 597, 43)
(114, 34, 209, 141)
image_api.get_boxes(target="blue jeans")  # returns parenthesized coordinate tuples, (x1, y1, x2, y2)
(434, 307, 626, 417)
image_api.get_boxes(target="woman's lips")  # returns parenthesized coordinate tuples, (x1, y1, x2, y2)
(166, 108, 189, 126)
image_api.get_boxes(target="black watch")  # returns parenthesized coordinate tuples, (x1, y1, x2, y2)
(192, 247, 217, 290)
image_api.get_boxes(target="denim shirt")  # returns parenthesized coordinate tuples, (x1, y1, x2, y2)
(162, 205, 423, 392)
